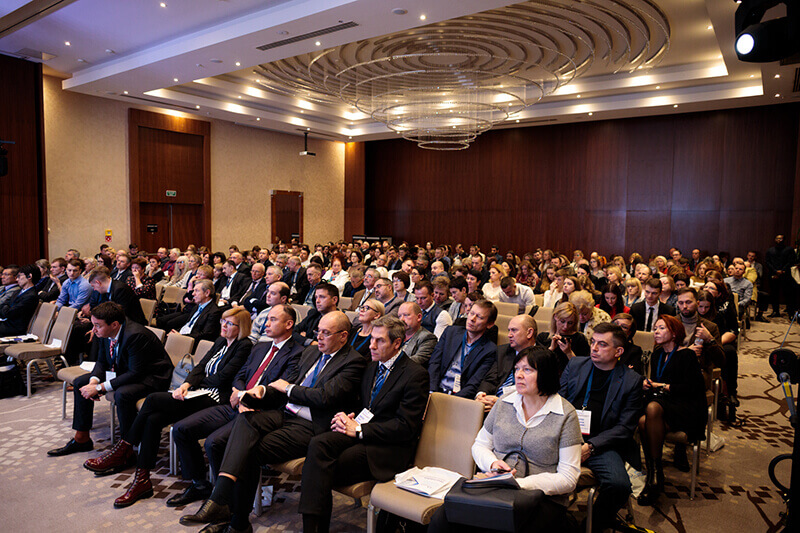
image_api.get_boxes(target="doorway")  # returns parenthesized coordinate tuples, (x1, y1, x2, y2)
(271, 190, 303, 244)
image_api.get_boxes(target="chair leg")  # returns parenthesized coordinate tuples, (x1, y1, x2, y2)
(586, 486, 596, 533)
(367, 502, 378, 533)
(109, 401, 117, 445)
(690, 443, 699, 500)
(61, 381, 67, 419)
(169, 425, 176, 476)
(26, 360, 35, 397)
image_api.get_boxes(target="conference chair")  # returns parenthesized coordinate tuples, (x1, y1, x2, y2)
(145, 326, 166, 343)
(294, 304, 312, 322)
(494, 314, 513, 337)
(632, 331, 655, 375)
(0, 301, 56, 355)
(193, 339, 214, 361)
(366, 393, 484, 533)
(6, 306, 78, 397)
(344, 310, 358, 323)
(155, 280, 168, 301)
(573, 467, 635, 533)
(493, 301, 519, 317)
(534, 305, 553, 324)
(161, 286, 187, 313)
(140, 298, 157, 326)
(339, 296, 352, 311)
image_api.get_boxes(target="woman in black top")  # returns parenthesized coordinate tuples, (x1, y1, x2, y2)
(637, 315, 707, 506)
(536, 301, 590, 374)
(348, 298, 384, 358)
(698, 285, 739, 403)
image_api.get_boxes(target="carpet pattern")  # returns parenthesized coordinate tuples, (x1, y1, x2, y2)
(1, 315, 797, 532)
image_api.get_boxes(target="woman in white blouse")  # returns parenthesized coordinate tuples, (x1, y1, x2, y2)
(428, 346, 582, 532)
(321, 256, 350, 293)
(481, 263, 507, 301)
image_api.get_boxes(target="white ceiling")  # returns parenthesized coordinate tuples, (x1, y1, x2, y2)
(0, 0, 796, 143)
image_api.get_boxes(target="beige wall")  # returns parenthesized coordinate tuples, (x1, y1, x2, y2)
(42, 75, 344, 259)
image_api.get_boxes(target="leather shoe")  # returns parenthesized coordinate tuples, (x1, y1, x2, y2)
(47, 438, 93, 457)
(167, 482, 212, 507)
(180, 499, 232, 526)
(114, 468, 153, 508)
(84, 440, 135, 475)
(199, 523, 252, 533)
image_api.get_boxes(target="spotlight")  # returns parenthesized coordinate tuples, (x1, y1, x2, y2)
(735, 1, 800, 62)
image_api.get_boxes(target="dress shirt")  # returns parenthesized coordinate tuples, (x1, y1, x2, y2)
(56, 276, 93, 309)
(423, 303, 453, 339)
(644, 302, 659, 332)
(499, 284, 535, 313)
(285, 352, 335, 421)
(221, 272, 236, 301)
(248, 337, 289, 397)
(89, 327, 123, 392)
(180, 302, 209, 335)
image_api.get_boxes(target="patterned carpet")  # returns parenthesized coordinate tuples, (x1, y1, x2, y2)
(1, 314, 797, 532)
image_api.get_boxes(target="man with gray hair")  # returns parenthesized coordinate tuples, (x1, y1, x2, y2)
(248, 282, 291, 344)
(397, 301, 437, 367)
(282, 255, 309, 303)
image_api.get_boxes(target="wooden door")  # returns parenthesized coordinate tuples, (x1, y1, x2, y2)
(271, 190, 303, 243)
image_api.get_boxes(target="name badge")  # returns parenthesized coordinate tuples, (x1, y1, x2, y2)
(355, 408, 374, 424)
(453, 374, 462, 394)
(106, 371, 117, 381)
(501, 385, 516, 397)
(576, 409, 592, 436)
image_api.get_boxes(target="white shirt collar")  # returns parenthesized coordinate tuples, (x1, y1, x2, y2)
(380, 350, 402, 371)
(503, 392, 565, 425)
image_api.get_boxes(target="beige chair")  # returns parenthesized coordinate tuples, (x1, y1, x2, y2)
(0, 301, 57, 355)
(339, 296, 352, 310)
(534, 294, 544, 307)
(294, 304, 312, 322)
(164, 332, 196, 367)
(6, 306, 78, 397)
(155, 280, 168, 301)
(534, 305, 553, 323)
(367, 393, 484, 533)
(140, 298, 157, 325)
(194, 339, 215, 360)
(344, 310, 358, 323)
(146, 325, 166, 343)
(161, 286, 187, 311)
(494, 314, 513, 336)
(493, 301, 519, 317)
(535, 320, 550, 338)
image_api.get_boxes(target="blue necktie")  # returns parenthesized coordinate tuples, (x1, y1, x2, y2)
(497, 369, 515, 396)
(302, 353, 331, 387)
(370, 364, 389, 407)
(186, 305, 203, 328)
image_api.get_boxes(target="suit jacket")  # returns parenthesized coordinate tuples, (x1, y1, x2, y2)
(629, 301, 675, 331)
(222, 272, 251, 304)
(36, 278, 60, 302)
(357, 354, 429, 480)
(213, 277, 227, 295)
(89, 321, 173, 390)
(560, 357, 643, 463)
(157, 301, 223, 345)
(686, 316, 726, 372)
(0, 288, 38, 335)
(0, 285, 20, 308)
(283, 268, 310, 303)
(428, 326, 497, 398)
(381, 296, 402, 318)
(184, 337, 252, 405)
(110, 267, 133, 284)
(89, 279, 146, 324)
(236, 262, 252, 277)
(244, 344, 367, 435)
(232, 334, 304, 391)
(478, 344, 517, 396)
(401, 327, 438, 368)
(349, 288, 377, 311)
(239, 279, 268, 314)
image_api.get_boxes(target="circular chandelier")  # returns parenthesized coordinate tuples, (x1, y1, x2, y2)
(255, 0, 670, 150)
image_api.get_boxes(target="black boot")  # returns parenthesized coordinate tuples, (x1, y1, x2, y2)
(637, 458, 663, 506)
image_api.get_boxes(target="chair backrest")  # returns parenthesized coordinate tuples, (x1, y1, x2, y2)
(632, 331, 655, 354)
(140, 298, 157, 324)
(155, 280, 168, 301)
(46, 306, 78, 348)
(494, 301, 519, 317)
(497, 331, 509, 347)
(29, 302, 57, 340)
(534, 305, 553, 324)
(146, 325, 166, 343)
(162, 286, 187, 305)
(294, 304, 312, 322)
(339, 296, 352, 310)
(344, 310, 358, 323)
(164, 332, 196, 366)
(535, 320, 550, 338)
(534, 294, 544, 307)
(194, 339, 215, 360)
(414, 393, 484, 477)
(494, 314, 513, 336)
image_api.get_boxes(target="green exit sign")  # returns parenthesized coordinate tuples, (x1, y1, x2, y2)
(166, 190, 177, 197)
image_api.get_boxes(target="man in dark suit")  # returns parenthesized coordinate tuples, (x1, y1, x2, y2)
(475, 314, 538, 412)
(230, 251, 251, 277)
(0, 264, 40, 336)
(168, 304, 304, 507)
(296, 283, 339, 342)
(47, 302, 173, 464)
(560, 323, 643, 533)
(218, 260, 251, 307)
(156, 279, 222, 346)
(87, 267, 146, 324)
(110, 251, 133, 284)
(428, 299, 497, 398)
(300, 316, 429, 532)
(629, 278, 675, 332)
(282, 255, 310, 303)
(180, 311, 366, 532)
(238, 263, 268, 315)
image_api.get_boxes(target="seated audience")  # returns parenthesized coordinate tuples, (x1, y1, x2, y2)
(248, 282, 290, 343)
(373, 277, 401, 317)
(397, 301, 438, 367)
(0, 264, 40, 336)
(597, 283, 628, 319)
(623, 277, 644, 308)
(321, 256, 349, 293)
(391, 270, 412, 303)
(630, 278, 676, 332)
(571, 290, 611, 340)
(659, 275, 678, 308)
(447, 276, 469, 320)
(296, 283, 340, 341)
(341, 266, 364, 298)
(543, 268, 567, 307)
(499, 276, 535, 314)
(237, 263, 268, 315)
(127, 257, 156, 300)
(218, 260, 250, 307)
(348, 298, 385, 358)
(281, 256, 309, 303)
(156, 279, 222, 346)
(414, 280, 453, 339)
(537, 301, 590, 373)
(36, 259, 62, 302)
(611, 313, 645, 375)
(481, 263, 507, 302)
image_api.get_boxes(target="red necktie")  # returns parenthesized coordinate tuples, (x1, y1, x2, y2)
(246, 344, 279, 390)
(109, 338, 117, 371)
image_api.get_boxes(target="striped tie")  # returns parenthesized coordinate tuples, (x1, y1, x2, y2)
(109, 339, 117, 371)
(370, 364, 389, 407)
(496, 370, 514, 396)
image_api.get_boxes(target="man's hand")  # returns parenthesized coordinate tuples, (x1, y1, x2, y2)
(581, 443, 592, 463)
(695, 324, 712, 343)
(331, 412, 358, 436)
(80, 381, 101, 400)
(268, 379, 289, 394)
(237, 403, 254, 413)
(230, 387, 241, 408)
(247, 385, 266, 399)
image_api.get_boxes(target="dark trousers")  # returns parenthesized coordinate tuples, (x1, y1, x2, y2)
(216, 410, 314, 520)
(583, 450, 632, 531)
(72, 373, 160, 441)
(156, 310, 189, 332)
(428, 495, 572, 533)
(722, 344, 739, 397)
(172, 404, 238, 481)
(65, 320, 92, 365)
(126, 391, 218, 469)
(298, 432, 373, 521)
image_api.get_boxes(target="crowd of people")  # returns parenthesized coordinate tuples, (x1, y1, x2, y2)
(1, 235, 797, 533)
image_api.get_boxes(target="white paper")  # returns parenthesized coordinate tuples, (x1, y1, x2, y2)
(79, 362, 96, 372)
(45, 338, 62, 349)
(394, 466, 463, 499)
(184, 389, 211, 399)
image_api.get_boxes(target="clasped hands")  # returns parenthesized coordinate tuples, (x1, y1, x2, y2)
(330, 412, 358, 437)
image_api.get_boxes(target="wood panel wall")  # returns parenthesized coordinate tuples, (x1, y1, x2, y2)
(0, 55, 47, 265)
(364, 104, 800, 258)
(344, 141, 365, 239)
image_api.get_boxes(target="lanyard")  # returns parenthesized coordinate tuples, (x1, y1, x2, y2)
(656, 346, 678, 381)
(351, 332, 371, 352)
(582, 366, 595, 410)
(460, 332, 475, 369)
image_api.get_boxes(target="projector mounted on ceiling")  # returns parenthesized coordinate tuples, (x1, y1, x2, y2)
(299, 131, 315, 157)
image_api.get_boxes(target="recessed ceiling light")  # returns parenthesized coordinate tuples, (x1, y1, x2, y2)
(77, 58, 86, 63)
(420, 14, 426, 20)
(348, 136, 352, 139)
(515, 119, 520, 123)
(673, 104, 678, 108)
(256, 118, 260, 121)
(588, 112, 593, 116)
(306, 127, 310, 131)
(64, 41, 71, 46)
(105, 48, 115, 54)
(235, 62, 241, 67)
(391, 8, 407, 15)
(576, 94, 581, 98)
(195, 105, 200, 109)
(238, 95, 242, 99)
(123, 90, 128, 95)
(160, 2, 167, 8)
(750, 74, 755, 78)
(173, 77, 179, 82)
(775, 74, 781, 78)
(775, 93, 781, 98)
(300, 110, 304, 113)
(315, 41, 321, 46)
(210, 59, 222, 64)
(707, 25, 713, 30)
(278, 31, 289, 35)
(655, 85, 660, 89)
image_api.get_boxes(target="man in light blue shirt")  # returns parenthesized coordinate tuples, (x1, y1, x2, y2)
(56, 259, 93, 310)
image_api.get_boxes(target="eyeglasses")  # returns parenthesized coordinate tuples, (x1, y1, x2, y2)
(317, 329, 346, 338)
(358, 305, 379, 313)
(220, 319, 239, 327)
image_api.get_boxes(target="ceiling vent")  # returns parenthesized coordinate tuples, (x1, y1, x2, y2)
(257, 21, 358, 51)
(13, 47, 56, 62)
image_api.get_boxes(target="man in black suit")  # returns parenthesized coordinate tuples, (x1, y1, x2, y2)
(629, 278, 675, 332)
(300, 315, 429, 532)
(0, 264, 41, 336)
(47, 302, 173, 463)
(87, 266, 146, 324)
(230, 251, 251, 277)
(296, 283, 339, 341)
(428, 299, 498, 398)
(156, 279, 222, 346)
(282, 255, 309, 303)
(110, 251, 133, 284)
(180, 311, 366, 532)
(168, 304, 304, 507)
(218, 260, 250, 307)
(475, 314, 538, 412)
(560, 323, 643, 532)
(238, 263, 268, 315)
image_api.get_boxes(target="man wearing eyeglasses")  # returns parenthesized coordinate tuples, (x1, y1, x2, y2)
(374, 277, 401, 317)
(181, 311, 366, 533)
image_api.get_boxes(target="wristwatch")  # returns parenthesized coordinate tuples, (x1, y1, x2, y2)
(587, 442, 595, 456)
(355, 424, 363, 439)
(95, 384, 104, 393)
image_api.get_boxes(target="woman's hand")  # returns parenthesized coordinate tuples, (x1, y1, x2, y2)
(558, 337, 573, 357)
(172, 383, 190, 400)
(474, 460, 516, 479)
(549, 334, 560, 351)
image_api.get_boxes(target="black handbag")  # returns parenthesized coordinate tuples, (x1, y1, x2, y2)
(443, 451, 544, 533)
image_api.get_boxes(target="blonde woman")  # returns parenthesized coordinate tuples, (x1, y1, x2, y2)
(481, 263, 507, 302)
(570, 289, 611, 341)
(624, 278, 644, 307)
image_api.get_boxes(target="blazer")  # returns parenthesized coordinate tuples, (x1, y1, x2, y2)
(283, 268, 310, 303)
(231, 334, 304, 391)
(478, 343, 517, 396)
(0, 288, 39, 335)
(244, 344, 367, 435)
(182, 302, 223, 344)
(400, 327, 438, 368)
(428, 325, 497, 399)
(184, 337, 253, 405)
(357, 354, 429, 481)
(89, 320, 173, 390)
(239, 278, 268, 314)
(629, 301, 675, 332)
(36, 278, 60, 302)
(222, 272, 251, 304)
(89, 279, 146, 324)
(559, 357, 644, 463)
